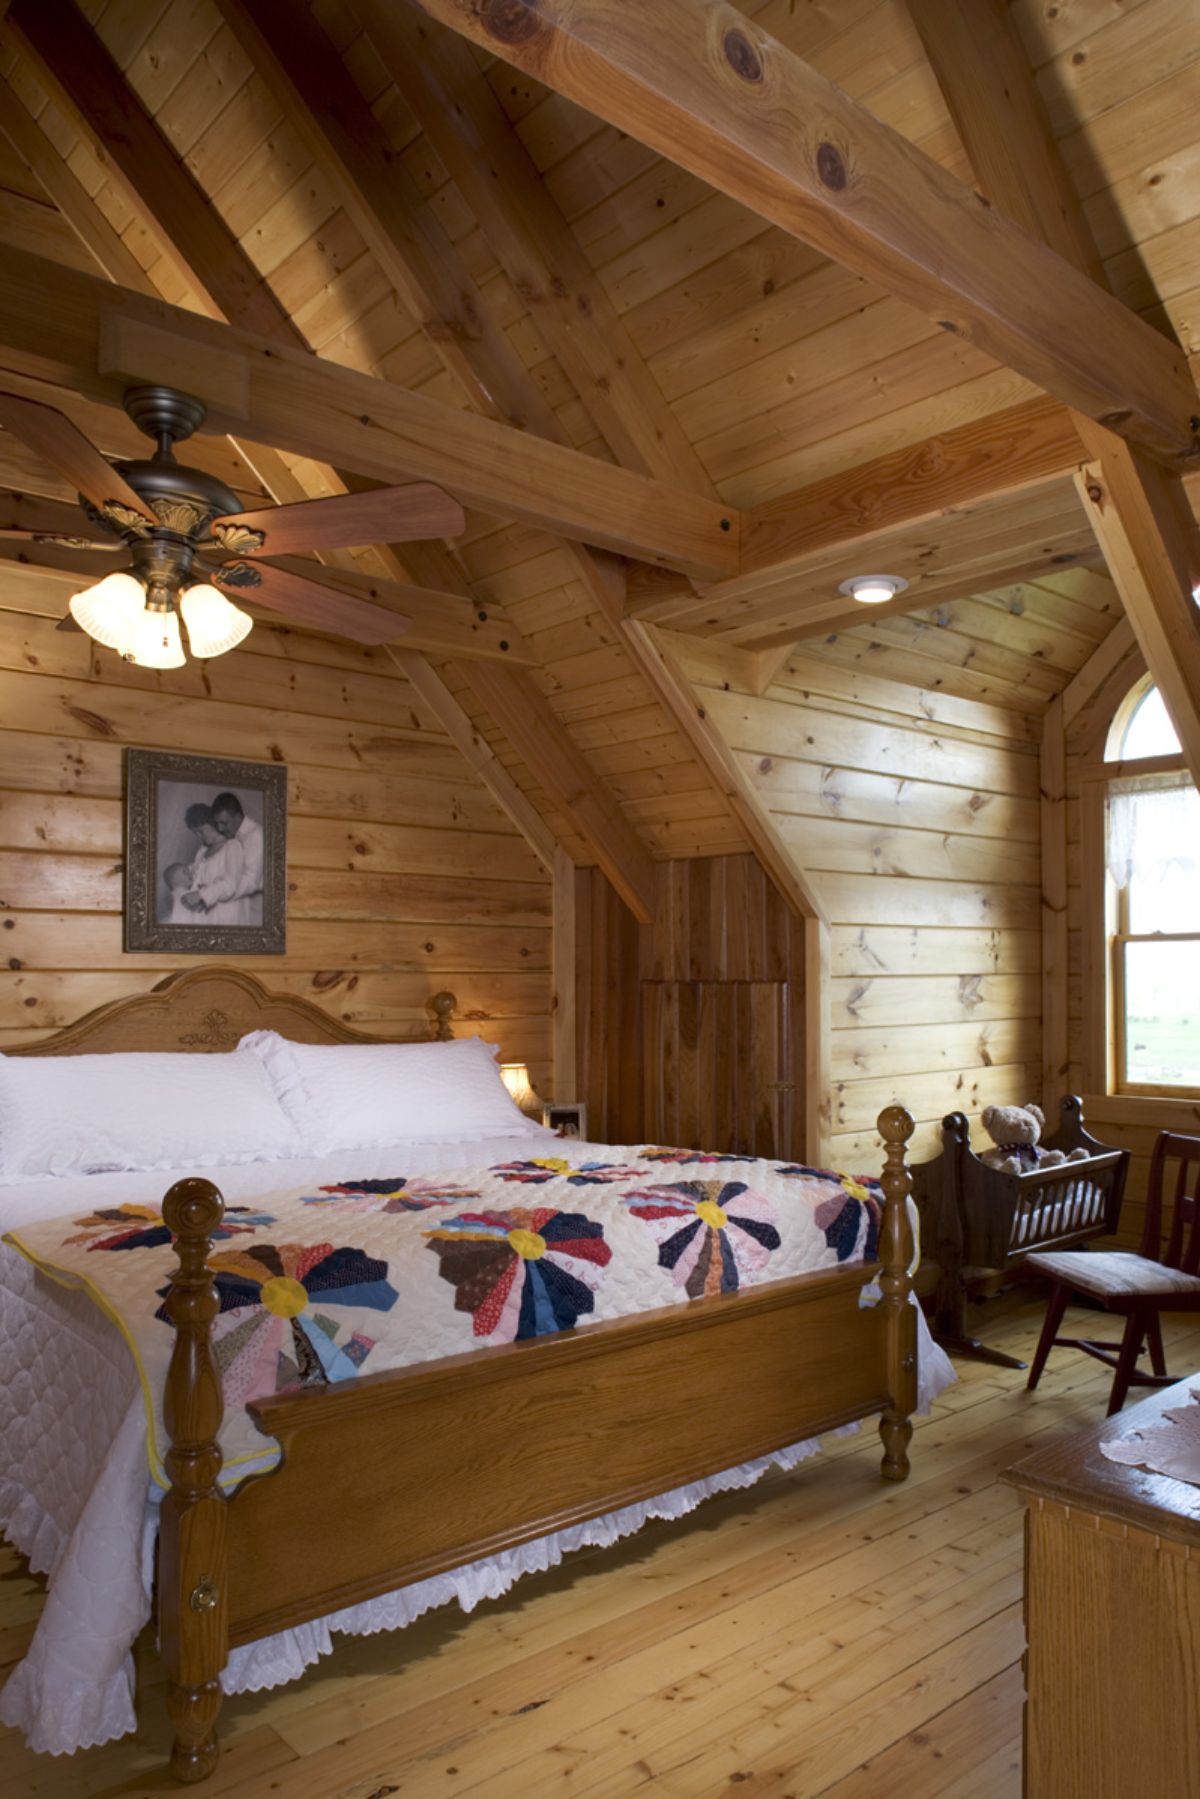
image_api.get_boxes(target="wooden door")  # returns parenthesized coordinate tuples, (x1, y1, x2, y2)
(641, 980, 798, 1158)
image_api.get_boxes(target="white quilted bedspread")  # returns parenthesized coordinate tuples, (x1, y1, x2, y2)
(0, 1126, 953, 1758)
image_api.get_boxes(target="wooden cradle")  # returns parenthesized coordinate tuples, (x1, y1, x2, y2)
(9, 966, 919, 1784)
(910, 1098, 1129, 1370)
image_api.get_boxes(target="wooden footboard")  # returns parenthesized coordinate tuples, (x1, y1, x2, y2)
(157, 1106, 916, 1782)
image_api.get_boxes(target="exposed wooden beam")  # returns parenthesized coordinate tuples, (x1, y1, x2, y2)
(1060, 618, 1137, 728)
(911, 0, 1200, 787)
(1074, 444, 1200, 788)
(0, 247, 737, 578)
(416, 0, 1199, 466)
(354, 0, 712, 493)
(906, 0, 1106, 282)
(552, 846, 578, 1101)
(211, 0, 562, 439)
(457, 660, 658, 924)
(1039, 694, 1069, 1112)
(386, 648, 559, 871)
(736, 399, 1085, 591)
(6, 0, 293, 341)
(625, 619, 823, 922)
(0, 71, 158, 298)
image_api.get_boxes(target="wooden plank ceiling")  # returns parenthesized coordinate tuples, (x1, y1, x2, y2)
(0, 0, 1196, 873)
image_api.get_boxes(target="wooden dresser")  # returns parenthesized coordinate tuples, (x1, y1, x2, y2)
(1004, 1379, 1200, 1799)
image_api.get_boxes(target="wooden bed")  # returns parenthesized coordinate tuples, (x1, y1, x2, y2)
(9, 966, 918, 1785)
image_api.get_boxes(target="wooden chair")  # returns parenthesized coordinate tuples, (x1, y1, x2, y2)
(1025, 1131, 1200, 1414)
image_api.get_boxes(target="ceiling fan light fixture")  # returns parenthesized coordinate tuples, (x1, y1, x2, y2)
(125, 602, 186, 670)
(837, 573, 909, 606)
(68, 570, 145, 652)
(180, 583, 253, 658)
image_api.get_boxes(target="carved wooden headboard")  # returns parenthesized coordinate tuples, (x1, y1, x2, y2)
(7, 967, 457, 1057)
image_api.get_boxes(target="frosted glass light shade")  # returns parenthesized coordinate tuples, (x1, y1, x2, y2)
(500, 1061, 541, 1115)
(181, 583, 253, 658)
(69, 571, 145, 652)
(126, 605, 186, 670)
(837, 573, 909, 606)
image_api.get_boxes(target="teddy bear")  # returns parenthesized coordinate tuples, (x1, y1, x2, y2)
(978, 1102, 1090, 1176)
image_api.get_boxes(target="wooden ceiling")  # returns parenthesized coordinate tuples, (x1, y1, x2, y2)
(0, 0, 1196, 884)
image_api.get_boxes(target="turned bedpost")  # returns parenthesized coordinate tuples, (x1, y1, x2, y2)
(877, 1105, 918, 1483)
(428, 989, 457, 1041)
(159, 1178, 229, 1784)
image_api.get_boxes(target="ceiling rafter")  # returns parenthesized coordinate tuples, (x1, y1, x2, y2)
(352, 0, 711, 494)
(0, 0, 750, 898)
(911, 0, 1200, 788)
(206, 0, 763, 894)
(457, 660, 658, 922)
(0, 244, 735, 576)
(210, 0, 567, 441)
(412, 0, 1200, 468)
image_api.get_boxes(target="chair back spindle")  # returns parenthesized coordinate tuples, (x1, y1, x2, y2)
(1141, 1134, 1200, 1274)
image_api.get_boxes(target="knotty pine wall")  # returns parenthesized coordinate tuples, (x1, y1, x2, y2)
(0, 578, 553, 1084)
(677, 644, 1043, 1172)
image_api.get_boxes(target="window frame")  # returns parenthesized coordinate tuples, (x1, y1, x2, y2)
(1082, 682, 1199, 1103)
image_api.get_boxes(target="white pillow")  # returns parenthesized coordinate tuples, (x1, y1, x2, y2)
(0, 1047, 303, 1185)
(240, 1031, 532, 1153)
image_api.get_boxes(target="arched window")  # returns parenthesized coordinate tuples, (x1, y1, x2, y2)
(1101, 681, 1199, 1095)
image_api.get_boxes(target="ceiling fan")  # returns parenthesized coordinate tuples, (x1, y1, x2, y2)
(0, 385, 466, 666)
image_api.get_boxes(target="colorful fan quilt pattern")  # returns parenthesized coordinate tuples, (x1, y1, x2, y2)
(637, 1147, 756, 1164)
(776, 1166, 883, 1262)
(492, 1158, 646, 1186)
(303, 1175, 481, 1214)
(4, 1141, 902, 1488)
(623, 1179, 781, 1298)
(64, 1202, 276, 1253)
(423, 1205, 612, 1340)
(156, 1240, 398, 1407)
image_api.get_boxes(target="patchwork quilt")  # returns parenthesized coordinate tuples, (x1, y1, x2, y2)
(4, 1147, 886, 1491)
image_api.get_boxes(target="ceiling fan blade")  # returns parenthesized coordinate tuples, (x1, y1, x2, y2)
(0, 393, 154, 523)
(56, 613, 84, 633)
(212, 560, 411, 646)
(210, 483, 466, 556)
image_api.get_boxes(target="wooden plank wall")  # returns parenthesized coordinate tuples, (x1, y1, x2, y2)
(677, 653, 1043, 1170)
(0, 576, 553, 1080)
(574, 856, 809, 1157)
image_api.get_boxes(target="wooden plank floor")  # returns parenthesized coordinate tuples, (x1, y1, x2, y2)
(3, 1291, 1198, 1798)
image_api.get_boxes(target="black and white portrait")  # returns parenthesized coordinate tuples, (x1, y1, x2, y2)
(125, 750, 286, 955)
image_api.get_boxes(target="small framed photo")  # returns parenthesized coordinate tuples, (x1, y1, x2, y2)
(125, 748, 287, 955)
(543, 1102, 587, 1140)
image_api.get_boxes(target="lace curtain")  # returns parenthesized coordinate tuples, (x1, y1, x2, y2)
(1106, 771, 1200, 895)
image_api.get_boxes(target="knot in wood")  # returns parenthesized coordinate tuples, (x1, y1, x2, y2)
(481, 0, 543, 47)
(723, 27, 763, 82)
(815, 143, 847, 191)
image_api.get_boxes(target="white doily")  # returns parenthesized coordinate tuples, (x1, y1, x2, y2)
(1099, 1385, 1200, 1485)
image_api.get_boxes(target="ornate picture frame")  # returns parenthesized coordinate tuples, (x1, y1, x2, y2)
(125, 748, 287, 955)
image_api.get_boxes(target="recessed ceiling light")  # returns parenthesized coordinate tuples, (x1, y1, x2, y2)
(838, 573, 909, 605)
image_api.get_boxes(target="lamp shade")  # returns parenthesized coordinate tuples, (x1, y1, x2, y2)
(126, 604, 186, 670)
(181, 583, 253, 658)
(69, 571, 145, 652)
(500, 1062, 541, 1115)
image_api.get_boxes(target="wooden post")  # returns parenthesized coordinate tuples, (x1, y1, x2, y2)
(428, 990, 457, 1041)
(876, 1105, 917, 1483)
(159, 1178, 229, 1784)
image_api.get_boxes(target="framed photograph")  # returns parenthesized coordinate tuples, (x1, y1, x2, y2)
(543, 1101, 588, 1141)
(125, 749, 287, 955)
